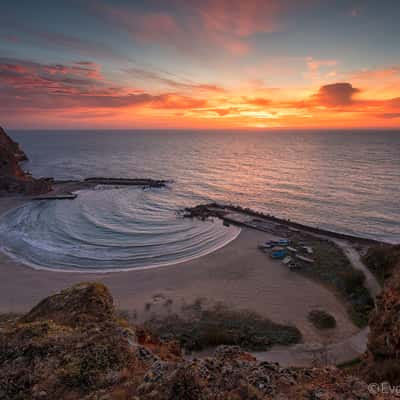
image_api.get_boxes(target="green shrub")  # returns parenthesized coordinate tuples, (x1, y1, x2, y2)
(342, 270, 366, 295)
(308, 310, 336, 329)
(144, 302, 301, 352)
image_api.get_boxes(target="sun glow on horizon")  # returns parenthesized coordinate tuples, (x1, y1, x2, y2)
(0, 1, 399, 129)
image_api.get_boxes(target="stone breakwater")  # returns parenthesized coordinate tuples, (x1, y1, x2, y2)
(184, 203, 385, 245)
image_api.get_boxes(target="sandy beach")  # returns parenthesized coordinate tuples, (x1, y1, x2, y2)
(0, 196, 360, 346)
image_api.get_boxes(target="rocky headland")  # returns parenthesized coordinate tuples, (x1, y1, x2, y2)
(0, 127, 52, 195)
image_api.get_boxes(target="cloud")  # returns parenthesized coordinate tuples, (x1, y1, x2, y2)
(350, 7, 362, 17)
(350, 66, 400, 81)
(2, 54, 399, 128)
(91, 0, 311, 56)
(378, 113, 400, 119)
(387, 97, 400, 108)
(197, 0, 282, 37)
(151, 94, 208, 109)
(0, 58, 104, 92)
(0, 57, 210, 113)
(0, 20, 123, 61)
(306, 58, 337, 72)
(125, 67, 225, 93)
(243, 97, 272, 107)
(313, 82, 360, 107)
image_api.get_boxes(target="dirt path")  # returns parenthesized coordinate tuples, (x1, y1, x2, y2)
(252, 239, 381, 367)
(253, 328, 369, 367)
(333, 239, 381, 298)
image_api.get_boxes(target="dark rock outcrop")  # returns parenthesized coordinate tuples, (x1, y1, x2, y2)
(0, 126, 27, 162)
(0, 282, 387, 400)
(0, 126, 52, 195)
(361, 245, 400, 384)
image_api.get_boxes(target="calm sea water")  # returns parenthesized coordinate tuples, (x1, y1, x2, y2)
(2, 129, 399, 269)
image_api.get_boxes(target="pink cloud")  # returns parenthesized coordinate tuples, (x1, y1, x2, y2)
(350, 7, 362, 17)
(351, 66, 400, 81)
(0, 57, 210, 113)
(92, 0, 310, 56)
(125, 67, 225, 93)
(198, 0, 282, 38)
(306, 57, 337, 72)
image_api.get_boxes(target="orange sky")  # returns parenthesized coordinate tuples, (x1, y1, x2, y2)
(1, 1, 400, 129)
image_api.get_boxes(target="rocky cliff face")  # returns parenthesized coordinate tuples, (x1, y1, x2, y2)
(361, 245, 400, 385)
(0, 126, 28, 162)
(0, 126, 52, 194)
(0, 282, 386, 400)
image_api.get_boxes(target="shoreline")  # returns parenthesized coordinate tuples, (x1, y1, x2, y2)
(0, 191, 362, 345)
(0, 186, 382, 365)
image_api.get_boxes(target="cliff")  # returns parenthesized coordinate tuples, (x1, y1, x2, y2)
(0, 282, 387, 400)
(0, 126, 51, 194)
(361, 245, 400, 384)
(0, 126, 28, 162)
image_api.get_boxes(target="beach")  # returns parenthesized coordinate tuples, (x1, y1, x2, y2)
(0, 196, 360, 346)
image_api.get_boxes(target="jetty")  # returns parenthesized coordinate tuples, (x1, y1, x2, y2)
(32, 193, 77, 200)
(83, 177, 167, 187)
(183, 203, 384, 246)
(29, 177, 169, 201)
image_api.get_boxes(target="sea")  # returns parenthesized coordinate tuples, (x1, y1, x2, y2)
(0, 129, 398, 271)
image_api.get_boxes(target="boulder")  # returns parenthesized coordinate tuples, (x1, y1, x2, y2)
(21, 282, 115, 328)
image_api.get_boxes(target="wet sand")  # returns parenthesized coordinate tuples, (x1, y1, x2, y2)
(0, 196, 359, 345)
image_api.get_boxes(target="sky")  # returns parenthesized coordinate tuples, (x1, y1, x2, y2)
(1, 0, 400, 129)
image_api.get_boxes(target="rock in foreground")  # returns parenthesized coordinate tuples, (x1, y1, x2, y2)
(0, 126, 51, 194)
(360, 245, 400, 385)
(0, 282, 387, 400)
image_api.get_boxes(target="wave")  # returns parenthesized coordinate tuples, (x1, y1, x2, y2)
(0, 187, 240, 272)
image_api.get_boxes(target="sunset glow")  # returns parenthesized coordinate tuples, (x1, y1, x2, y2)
(1, 0, 400, 129)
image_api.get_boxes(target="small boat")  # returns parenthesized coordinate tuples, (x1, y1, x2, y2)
(296, 254, 315, 264)
(304, 246, 314, 254)
(277, 239, 289, 246)
(271, 247, 288, 259)
(282, 256, 292, 265)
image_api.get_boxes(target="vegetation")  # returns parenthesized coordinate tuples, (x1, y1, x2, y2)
(362, 244, 400, 285)
(366, 359, 400, 385)
(308, 310, 336, 329)
(290, 234, 374, 328)
(143, 300, 301, 352)
(336, 357, 362, 370)
(0, 283, 141, 399)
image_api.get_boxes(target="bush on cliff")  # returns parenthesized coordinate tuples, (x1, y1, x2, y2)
(363, 244, 400, 284)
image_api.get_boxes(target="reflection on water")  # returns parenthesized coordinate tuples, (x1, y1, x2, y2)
(12, 129, 400, 243)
